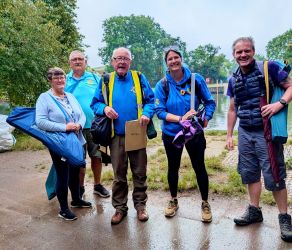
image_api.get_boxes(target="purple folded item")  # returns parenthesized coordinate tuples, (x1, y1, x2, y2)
(172, 118, 203, 148)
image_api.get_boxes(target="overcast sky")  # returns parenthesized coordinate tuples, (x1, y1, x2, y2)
(75, 0, 292, 67)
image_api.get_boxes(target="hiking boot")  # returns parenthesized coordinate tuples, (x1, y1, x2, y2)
(234, 205, 263, 226)
(94, 184, 110, 198)
(80, 186, 85, 198)
(71, 199, 92, 208)
(201, 201, 212, 223)
(58, 209, 77, 221)
(279, 213, 292, 242)
(137, 209, 149, 222)
(164, 199, 179, 217)
(111, 211, 127, 225)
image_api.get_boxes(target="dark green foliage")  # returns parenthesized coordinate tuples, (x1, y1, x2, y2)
(266, 29, 292, 63)
(32, 0, 84, 66)
(0, 0, 62, 106)
(0, 0, 83, 106)
(187, 44, 230, 83)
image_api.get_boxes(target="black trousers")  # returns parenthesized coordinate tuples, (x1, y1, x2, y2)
(162, 132, 209, 200)
(49, 150, 81, 211)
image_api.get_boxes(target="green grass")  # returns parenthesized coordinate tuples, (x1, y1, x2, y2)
(144, 148, 247, 196)
(12, 131, 45, 151)
(147, 131, 162, 146)
(261, 191, 275, 205)
(205, 130, 238, 136)
(286, 158, 292, 169)
(205, 130, 226, 136)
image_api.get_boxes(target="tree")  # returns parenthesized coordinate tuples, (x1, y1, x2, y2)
(31, 0, 84, 67)
(187, 44, 229, 83)
(0, 0, 63, 106)
(266, 29, 292, 62)
(99, 15, 186, 85)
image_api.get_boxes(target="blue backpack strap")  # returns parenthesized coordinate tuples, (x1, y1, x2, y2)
(161, 77, 169, 100)
(256, 60, 276, 101)
(48, 94, 71, 123)
(256, 61, 264, 75)
(102, 72, 110, 105)
(162, 75, 197, 101)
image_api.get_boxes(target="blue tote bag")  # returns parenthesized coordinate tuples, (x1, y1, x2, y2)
(45, 164, 57, 200)
(6, 107, 85, 167)
(270, 87, 288, 144)
(262, 60, 288, 144)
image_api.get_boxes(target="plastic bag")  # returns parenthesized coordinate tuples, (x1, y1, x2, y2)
(0, 114, 16, 152)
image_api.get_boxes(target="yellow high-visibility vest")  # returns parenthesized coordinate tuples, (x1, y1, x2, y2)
(102, 70, 143, 136)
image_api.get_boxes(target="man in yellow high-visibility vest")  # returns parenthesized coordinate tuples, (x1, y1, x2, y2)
(91, 47, 155, 225)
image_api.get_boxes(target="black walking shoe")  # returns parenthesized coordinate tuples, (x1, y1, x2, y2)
(279, 213, 292, 242)
(234, 205, 263, 226)
(58, 209, 77, 221)
(80, 186, 85, 198)
(94, 184, 110, 198)
(71, 199, 92, 208)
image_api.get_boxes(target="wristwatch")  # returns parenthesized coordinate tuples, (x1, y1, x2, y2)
(279, 99, 287, 106)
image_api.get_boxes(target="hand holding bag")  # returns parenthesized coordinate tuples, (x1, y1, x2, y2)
(147, 119, 157, 139)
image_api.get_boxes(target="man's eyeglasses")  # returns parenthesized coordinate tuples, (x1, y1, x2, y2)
(113, 56, 131, 63)
(70, 57, 85, 62)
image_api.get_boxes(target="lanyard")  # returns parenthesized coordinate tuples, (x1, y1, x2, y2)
(48, 93, 71, 123)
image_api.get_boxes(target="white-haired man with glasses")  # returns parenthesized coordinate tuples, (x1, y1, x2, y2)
(91, 47, 155, 225)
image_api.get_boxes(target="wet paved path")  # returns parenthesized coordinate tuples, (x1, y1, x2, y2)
(1, 150, 292, 249)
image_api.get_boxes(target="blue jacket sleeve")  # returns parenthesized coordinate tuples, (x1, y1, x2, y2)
(196, 74, 216, 121)
(90, 78, 107, 115)
(154, 79, 168, 120)
(140, 74, 155, 119)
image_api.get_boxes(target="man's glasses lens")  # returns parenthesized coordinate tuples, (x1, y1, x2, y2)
(113, 57, 130, 62)
(52, 75, 65, 80)
(71, 57, 85, 62)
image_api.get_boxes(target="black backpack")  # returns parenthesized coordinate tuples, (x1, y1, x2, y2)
(90, 73, 112, 147)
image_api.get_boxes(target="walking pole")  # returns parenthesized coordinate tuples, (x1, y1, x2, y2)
(190, 73, 196, 110)
(216, 79, 219, 106)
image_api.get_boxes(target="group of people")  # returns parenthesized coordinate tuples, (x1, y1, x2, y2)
(35, 36, 292, 242)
